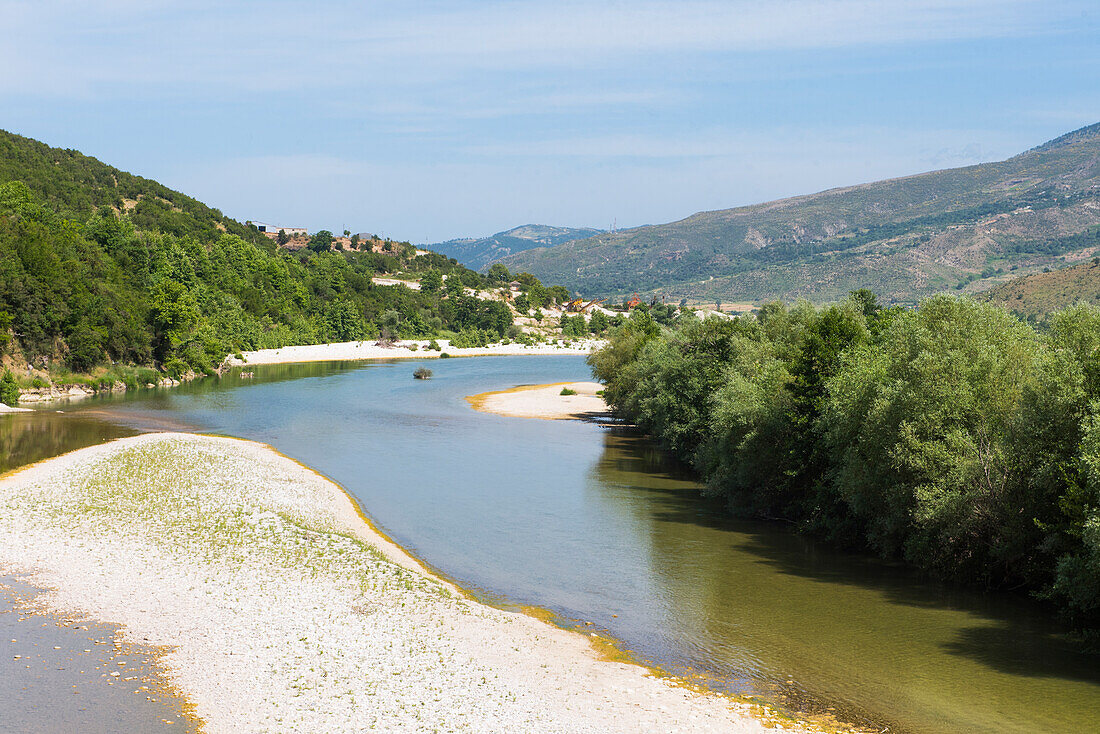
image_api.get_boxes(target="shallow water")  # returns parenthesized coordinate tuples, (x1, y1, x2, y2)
(10, 356, 1100, 733)
(0, 575, 192, 734)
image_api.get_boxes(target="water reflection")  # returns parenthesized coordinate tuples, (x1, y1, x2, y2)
(589, 430, 1100, 734)
(0, 412, 135, 474)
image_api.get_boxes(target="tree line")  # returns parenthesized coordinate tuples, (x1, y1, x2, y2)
(0, 181, 514, 378)
(590, 291, 1100, 637)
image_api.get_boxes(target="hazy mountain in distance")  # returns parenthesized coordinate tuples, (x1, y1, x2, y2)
(426, 224, 603, 271)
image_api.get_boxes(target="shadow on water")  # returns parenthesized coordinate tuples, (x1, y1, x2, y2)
(591, 427, 1100, 732)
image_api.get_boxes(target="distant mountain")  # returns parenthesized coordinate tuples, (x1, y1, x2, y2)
(979, 257, 1100, 318)
(426, 224, 603, 271)
(501, 123, 1100, 304)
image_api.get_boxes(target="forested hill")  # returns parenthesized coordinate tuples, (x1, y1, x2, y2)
(426, 224, 603, 271)
(0, 131, 529, 384)
(501, 122, 1100, 305)
(0, 129, 256, 243)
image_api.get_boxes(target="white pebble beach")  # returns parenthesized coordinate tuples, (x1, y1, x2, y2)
(466, 381, 610, 421)
(226, 339, 605, 366)
(0, 433, 810, 733)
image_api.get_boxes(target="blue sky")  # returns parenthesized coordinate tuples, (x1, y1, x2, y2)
(2, 1, 1098, 242)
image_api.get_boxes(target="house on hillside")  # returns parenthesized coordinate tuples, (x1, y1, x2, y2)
(247, 221, 308, 239)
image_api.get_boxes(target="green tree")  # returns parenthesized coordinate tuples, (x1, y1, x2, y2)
(323, 300, 364, 342)
(560, 314, 587, 337)
(0, 310, 12, 352)
(308, 230, 334, 252)
(277, 229, 289, 246)
(444, 274, 465, 298)
(420, 269, 443, 294)
(824, 296, 1039, 576)
(0, 370, 19, 406)
(487, 263, 510, 282)
(589, 309, 609, 334)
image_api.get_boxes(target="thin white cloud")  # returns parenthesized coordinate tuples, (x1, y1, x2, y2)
(460, 126, 1026, 161)
(0, 0, 1087, 97)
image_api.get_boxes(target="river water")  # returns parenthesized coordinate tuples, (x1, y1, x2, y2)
(5, 356, 1100, 733)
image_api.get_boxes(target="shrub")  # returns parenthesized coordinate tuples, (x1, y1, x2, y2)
(163, 357, 188, 379)
(413, 366, 433, 380)
(559, 387, 577, 396)
(440, 352, 452, 359)
(0, 371, 19, 405)
(428, 339, 441, 351)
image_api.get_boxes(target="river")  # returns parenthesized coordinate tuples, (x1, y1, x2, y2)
(4, 355, 1100, 733)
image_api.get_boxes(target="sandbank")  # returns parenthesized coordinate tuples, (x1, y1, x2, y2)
(0, 433, 806, 733)
(225, 338, 605, 367)
(467, 381, 610, 421)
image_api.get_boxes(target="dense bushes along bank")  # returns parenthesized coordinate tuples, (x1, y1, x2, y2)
(590, 293, 1100, 636)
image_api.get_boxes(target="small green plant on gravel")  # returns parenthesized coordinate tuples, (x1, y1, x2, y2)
(559, 387, 577, 396)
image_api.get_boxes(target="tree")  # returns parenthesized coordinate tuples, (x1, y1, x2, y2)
(589, 309, 609, 334)
(547, 285, 570, 306)
(322, 300, 364, 343)
(379, 309, 402, 340)
(277, 229, 289, 246)
(444, 274, 465, 299)
(308, 230, 334, 253)
(0, 310, 12, 352)
(561, 314, 587, 337)
(527, 282, 547, 308)
(350, 233, 360, 248)
(487, 263, 510, 282)
(0, 370, 18, 406)
(420, 269, 443, 294)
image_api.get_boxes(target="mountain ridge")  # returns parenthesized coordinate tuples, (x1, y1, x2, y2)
(425, 223, 603, 271)
(501, 123, 1100, 304)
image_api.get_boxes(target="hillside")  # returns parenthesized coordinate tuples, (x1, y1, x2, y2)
(0, 129, 257, 243)
(426, 224, 602, 271)
(501, 123, 1100, 305)
(979, 257, 1100, 318)
(0, 131, 538, 384)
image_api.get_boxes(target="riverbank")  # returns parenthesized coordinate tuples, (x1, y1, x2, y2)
(467, 381, 609, 421)
(0, 433, 809, 733)
(5, 340, 603, 407)
(225, 338, 604, 366)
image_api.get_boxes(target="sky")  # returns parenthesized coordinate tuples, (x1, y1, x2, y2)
(1, 1, 1098, 243)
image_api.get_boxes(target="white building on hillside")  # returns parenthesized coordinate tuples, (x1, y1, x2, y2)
(247, 221, 309, 239)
